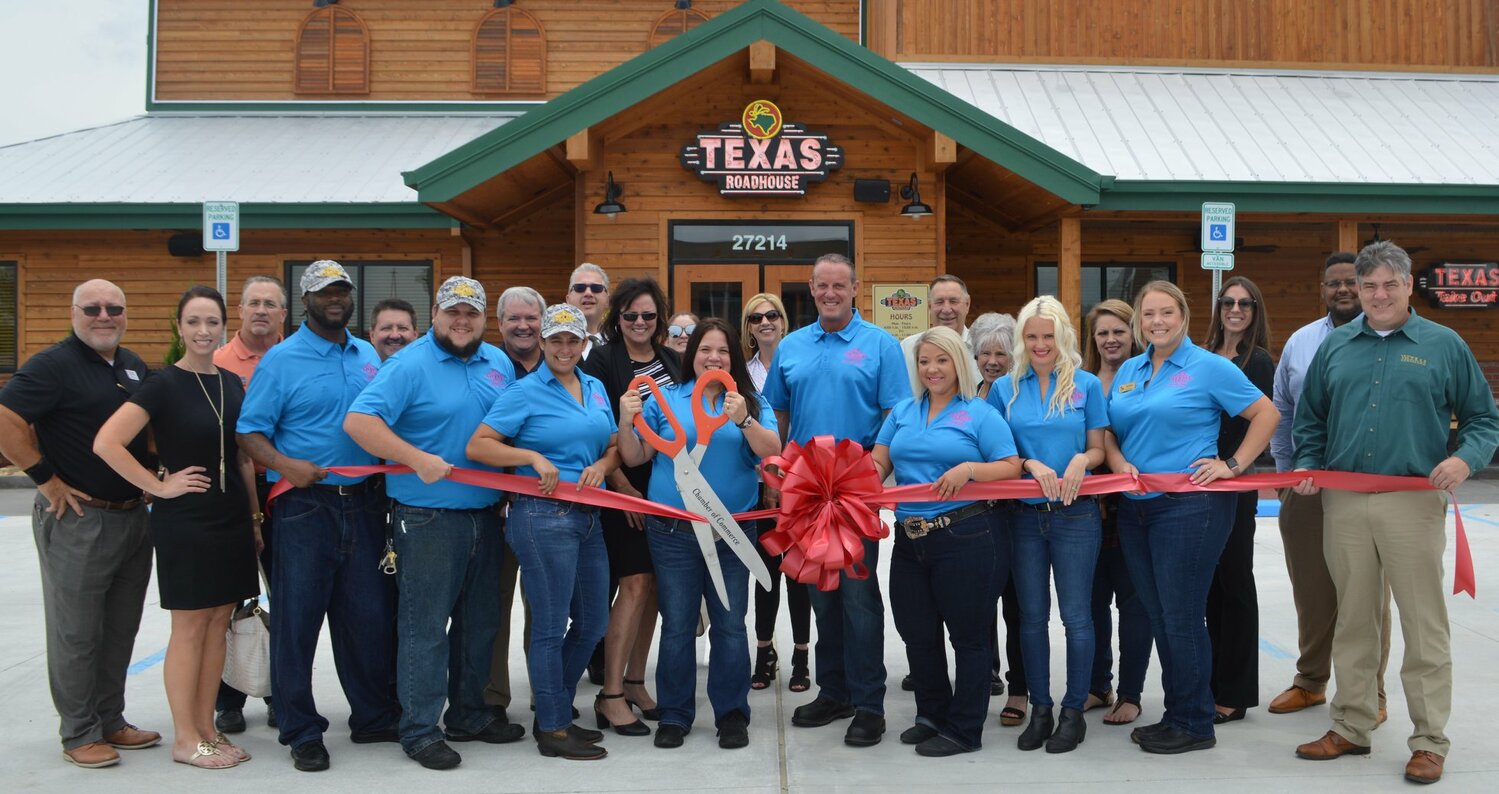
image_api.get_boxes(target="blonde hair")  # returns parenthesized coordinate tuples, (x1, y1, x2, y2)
(1007, 296, 1082, 419)
(910, 326, 977, 399)
(1131, 280, 1191, 351)
(742, 292, 790, 354)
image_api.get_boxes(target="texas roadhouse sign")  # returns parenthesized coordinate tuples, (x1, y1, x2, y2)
(680, 100, 844, 196)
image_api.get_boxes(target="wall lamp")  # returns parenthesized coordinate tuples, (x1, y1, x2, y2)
(899, 173, 933, 219)
(675, 1, 694, 9)
(313, 0, 339, 7)
(593, 171, 626, 218)
(494, 0, 513, 7)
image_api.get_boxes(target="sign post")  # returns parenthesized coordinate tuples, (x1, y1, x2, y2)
(203, 201, 240, 342)
(1201, 202, 1236, 299)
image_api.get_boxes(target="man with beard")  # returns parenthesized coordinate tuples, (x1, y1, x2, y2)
(565, 262, 609, 356)
(0, 279, 160, 768)
(899, 275, 981, 398)
(212, 275, 287, 735)
(346, 276, 524, 770)
(369, 297, 419, 361)
(236, 261, 400, 772)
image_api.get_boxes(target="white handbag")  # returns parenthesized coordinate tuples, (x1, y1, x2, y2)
(222, 564, 271, 698)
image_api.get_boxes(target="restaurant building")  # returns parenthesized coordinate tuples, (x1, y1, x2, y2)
(3, 0, 1498, 396)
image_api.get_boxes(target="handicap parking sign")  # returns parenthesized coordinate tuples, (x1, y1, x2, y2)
(202, 201, 239, 251)
(1200, 202, 1235, 252)
(212, 222, 230, 240)
(1209, 223, 1227, 241)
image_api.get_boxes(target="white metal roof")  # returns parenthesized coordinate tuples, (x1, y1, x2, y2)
(904, 63, 1499, 185)
(0, 114, 515, 204)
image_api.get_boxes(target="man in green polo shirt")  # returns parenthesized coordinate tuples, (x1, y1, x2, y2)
(1289, 240, 1499, 785)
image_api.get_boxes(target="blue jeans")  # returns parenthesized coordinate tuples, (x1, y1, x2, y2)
(1008, 499, 1102, 711)
(391, 502, 504, 755)
(505, 495, 610, 733)
(1117, 491, 1235, 738)
(646, 517, 752, 731)
(269, 487, 399, 749)
(890, 509, 1005, 750)
(808, 538, 886, 714)
(1090, 507, 1153, 700)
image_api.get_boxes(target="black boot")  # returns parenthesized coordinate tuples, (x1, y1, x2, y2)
(1045, 707, 1086, 753)
(1017, 705, 1054, 751)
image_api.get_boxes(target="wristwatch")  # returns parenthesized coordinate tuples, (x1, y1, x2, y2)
(1224, 457, 1241, 473)
(735, 415, 756, 429)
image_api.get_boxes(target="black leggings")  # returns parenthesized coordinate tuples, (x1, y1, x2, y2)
(753, 519, 812, 645)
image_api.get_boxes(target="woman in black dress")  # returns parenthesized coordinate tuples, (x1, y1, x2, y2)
(95, 286, 260, 769)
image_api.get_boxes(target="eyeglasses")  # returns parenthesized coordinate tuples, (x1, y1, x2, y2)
(667, 323, 696, 338)
(570, 283, 607, 294)
(620, 311, 658, 323)
(746, 310, 782, 324)
(75, 304, 125, 317)
(1218, 297, 1257, 310)
(1322, 279, 1359, 290)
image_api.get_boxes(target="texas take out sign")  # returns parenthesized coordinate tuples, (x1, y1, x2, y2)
(680, 100, 844, 196)
(1417, 262, 1499, 308)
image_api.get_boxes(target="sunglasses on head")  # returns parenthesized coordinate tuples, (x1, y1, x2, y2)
(76, 304, 125, 317)
(746, 310, 782, 324)
(570, 283, 606, 294)
(620, 311, 658, 323)
(1218, 297, 1257, 310)
(668, 323, 696, 338)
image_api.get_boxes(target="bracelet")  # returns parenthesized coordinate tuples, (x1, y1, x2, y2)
(965, 462, 977, 480)
(24, 458, 55, 486)
(251, 512, 265, 524)
(1018, 458, 1030, 474)
(735, 415, 755, 429)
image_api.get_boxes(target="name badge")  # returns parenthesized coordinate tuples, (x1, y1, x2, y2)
(125, 370, 140, 381)
(1118, 382, 1135, 394)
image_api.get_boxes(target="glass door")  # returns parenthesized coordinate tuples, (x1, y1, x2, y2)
(763, 264, 815, 330)
(673, 264, 759, 330)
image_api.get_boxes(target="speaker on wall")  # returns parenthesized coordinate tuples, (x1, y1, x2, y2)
(853, 179, 891, 203)
(167, 232, 205, 257)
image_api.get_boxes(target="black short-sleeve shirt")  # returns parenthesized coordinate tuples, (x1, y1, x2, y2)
(0, 334, 151, 500)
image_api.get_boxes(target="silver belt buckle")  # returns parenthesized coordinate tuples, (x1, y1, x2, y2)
(902, 518, 934, 539)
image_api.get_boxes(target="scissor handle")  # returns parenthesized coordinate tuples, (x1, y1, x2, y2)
(628, 375, 687, 457)
(690, 370, 738, 447)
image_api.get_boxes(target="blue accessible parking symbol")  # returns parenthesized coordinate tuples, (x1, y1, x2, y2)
(212, 222, 231, 240)
(1209, 223, 1228, 241)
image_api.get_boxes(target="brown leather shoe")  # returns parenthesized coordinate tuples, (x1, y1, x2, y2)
(63, 742, 122, 768)
(1405, 750, 1444, 784)
(1269, 685, 1327, 714)
(1295, 730, 1371, 760)
(105, 723, 162, 750)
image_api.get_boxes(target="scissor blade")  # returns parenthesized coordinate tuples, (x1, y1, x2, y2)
(691, 521, 730, 609)
(674, 456, 774, 590)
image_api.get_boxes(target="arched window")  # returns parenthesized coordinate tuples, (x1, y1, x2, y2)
(648, 8, 710, 48)
(295, 7, 370, 94)
(473, 7, 547, 96)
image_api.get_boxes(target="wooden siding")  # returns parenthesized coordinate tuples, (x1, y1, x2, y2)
(874, 0, 1499, 71)
(153, 0, 860, 101)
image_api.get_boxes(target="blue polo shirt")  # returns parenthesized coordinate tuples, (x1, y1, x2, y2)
(989, 368, 1109, 504)
(482, 362, 615, 483)
(348, 330, 516, 509)
(762, 309, 907, 448)
(1106, 337, 1263, 498)
(639, 381, 779, 513)
(237, 322, 381, 486)
(875, 394, 1017, 519)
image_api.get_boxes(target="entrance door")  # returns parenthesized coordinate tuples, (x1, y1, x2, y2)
(673, 264, 759, 330)
(763, 264, 815, 329)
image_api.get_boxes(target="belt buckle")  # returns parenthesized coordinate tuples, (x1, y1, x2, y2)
(902, 517, 934, 539)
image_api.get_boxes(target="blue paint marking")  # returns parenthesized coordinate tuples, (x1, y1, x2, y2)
(1256, 499, 1280, 518)
(127, 648, 166, 676)
(1259, 638, 1294, 660)
(1459, 512, 1499, 528)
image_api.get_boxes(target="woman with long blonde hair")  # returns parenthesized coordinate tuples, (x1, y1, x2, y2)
(987, 296, 1108, 754)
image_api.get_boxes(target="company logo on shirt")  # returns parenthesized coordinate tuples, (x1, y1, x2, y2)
(591, 391, 607, 407)
(1168, 371, 1192, 389)
(1069, 390, 1086, 409)
(361, 363, 378, 381)
(1400, 354, 1427, 367)
(946, 409, 973, 427)
(485, 369, 507, 388)
(843, 348, 868, 366)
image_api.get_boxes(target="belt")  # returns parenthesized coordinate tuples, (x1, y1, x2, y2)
(78, 496, 143, 511)
(509, 494, 598, 513)
(311, 475, 381, 497)
(899, 500, 995, 539)
(1016, 495, 1097, 512)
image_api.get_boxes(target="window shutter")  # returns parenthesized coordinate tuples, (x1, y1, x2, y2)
(296, 7, 369, 95)
(649, 9, 710, 48)
(474, 8, 547, 95)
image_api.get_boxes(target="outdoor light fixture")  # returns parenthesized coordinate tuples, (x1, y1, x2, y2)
(899, 173, 933, 219)
(593, 171, 626, 218)
(313, 0, 339, 7)
(675, 1, 694, 9)
(494, 0, 513, 7)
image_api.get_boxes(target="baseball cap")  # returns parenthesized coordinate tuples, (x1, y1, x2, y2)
(300, 260, 355, 295)
(541, 304, 588, 340)
(435, 276, 486, 312)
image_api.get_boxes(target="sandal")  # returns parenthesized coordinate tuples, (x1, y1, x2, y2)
(622, 678, 661, 721)
(999, 696, 1027, 727)
(213, 732, 251, 762)
(1103, 695, 1141, 726)
(174, 740, 238, 769)
(788, 647, 810, 693)
(1084, 689, 1115, 712)
(751, 645, 778, 690)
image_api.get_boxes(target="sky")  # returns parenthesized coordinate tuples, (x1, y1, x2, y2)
(0, 1, 147, 148)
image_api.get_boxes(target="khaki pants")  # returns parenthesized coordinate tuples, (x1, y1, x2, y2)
(484, 547, 531, 709)
(1322, 489, 1451, 755)
(1278, 489, 1391, 704)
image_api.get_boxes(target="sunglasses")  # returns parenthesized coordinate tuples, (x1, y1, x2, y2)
(570, 283, 607, 294)
(746, 310, 782, 324)
(76, 304, 125, 317)
(620, 311, 658, 323)
(1218, 297, 1257, 310)
(668, 323, 696, 338)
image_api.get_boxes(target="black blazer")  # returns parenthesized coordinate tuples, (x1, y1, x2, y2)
(582, 341, 684, 492)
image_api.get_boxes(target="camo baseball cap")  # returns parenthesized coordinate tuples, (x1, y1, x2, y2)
(435, 276, 486, 312)
(541, 303, 588, 339)
(300, 260, 355, 295)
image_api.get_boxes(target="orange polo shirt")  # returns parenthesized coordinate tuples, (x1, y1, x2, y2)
(213, 330, 282, 389)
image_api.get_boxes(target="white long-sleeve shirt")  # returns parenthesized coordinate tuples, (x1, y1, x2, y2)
(1271, 314, 1336, 471)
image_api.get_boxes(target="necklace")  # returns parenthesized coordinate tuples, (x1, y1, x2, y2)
(192, 368, 226, 493)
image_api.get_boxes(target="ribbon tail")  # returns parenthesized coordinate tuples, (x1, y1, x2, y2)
(1453, 499, 1475, 598)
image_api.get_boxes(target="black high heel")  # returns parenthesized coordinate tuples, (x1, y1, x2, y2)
(594, 692, 650, 736)
(788, 647, 810, 693)
(751, 646, 778, 690)
(623, 678, 662, 721)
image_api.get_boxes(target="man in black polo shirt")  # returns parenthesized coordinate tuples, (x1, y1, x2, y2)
(0, 279, 160, 769)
